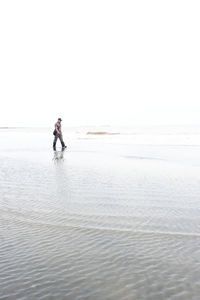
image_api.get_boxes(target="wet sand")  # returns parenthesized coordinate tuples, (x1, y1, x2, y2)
(1, 128, 200, 299)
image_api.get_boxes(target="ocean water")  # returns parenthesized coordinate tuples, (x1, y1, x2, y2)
(1, 126, 200, 299)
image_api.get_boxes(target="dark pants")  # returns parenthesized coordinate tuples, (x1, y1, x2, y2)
(53, 133, 65, 149)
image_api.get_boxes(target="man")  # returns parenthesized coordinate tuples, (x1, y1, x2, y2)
(53, 118, 67, 151)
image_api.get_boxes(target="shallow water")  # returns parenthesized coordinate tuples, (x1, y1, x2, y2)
(1, 128, 200, 299)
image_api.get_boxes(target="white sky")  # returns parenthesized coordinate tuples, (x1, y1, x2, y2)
(0, 0, 200, 127)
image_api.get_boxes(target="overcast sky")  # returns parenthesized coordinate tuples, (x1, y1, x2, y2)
(0, 0, 200, 127)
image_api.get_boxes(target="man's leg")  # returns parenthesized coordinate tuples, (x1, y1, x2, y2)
(53, 135, 58, 150)
(58, 134, 66, 149)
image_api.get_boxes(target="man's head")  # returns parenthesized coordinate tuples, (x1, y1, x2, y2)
(58, 118, 62, 123)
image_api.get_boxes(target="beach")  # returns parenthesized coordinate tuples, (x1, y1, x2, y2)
(1, 126, 200, 299)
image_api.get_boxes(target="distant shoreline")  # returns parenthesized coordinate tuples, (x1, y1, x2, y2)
(0, 127, 17, 129)
(87, 132, 120, 135)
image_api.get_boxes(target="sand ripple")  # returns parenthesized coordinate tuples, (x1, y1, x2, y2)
(1, 139, 200, 299)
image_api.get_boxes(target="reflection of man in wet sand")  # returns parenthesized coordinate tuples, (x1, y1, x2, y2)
(53, 118, 67, 151)
(53, 149, 65, 161)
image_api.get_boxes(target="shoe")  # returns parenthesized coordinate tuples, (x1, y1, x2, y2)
(61, 142, 67, 149)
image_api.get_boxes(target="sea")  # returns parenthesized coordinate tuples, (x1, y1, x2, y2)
(0, 125, 200, 299)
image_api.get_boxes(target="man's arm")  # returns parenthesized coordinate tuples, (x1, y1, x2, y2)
(55, 125, 60, 135)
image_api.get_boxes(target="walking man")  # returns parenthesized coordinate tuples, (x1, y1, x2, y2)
(53, 118, 67, 151)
